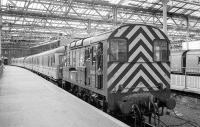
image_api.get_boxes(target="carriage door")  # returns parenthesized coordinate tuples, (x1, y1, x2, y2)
(58, 55, 63, 79)
(90, 45, 98, 88)
(91, 43, 103, 89)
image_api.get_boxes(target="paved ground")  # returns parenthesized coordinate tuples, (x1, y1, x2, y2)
(0, 66, 128, 127)
(159, 95, 200, 127)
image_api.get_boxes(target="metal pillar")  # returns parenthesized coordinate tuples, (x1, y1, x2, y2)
(113, 6, 117, 26)
(0, 0, 2, 58)
(87, 20, 91, 36)
(186, 17, 190, 40)
(162, 0, 168, 36)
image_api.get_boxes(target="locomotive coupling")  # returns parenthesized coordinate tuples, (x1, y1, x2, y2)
(154, 87, 176, 110)
(117, 93, 156, 115)
(117, 90, 176, 115)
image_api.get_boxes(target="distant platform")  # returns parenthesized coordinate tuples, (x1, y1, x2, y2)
(171, 74, 200, 95)
(0, 66, 128, 127)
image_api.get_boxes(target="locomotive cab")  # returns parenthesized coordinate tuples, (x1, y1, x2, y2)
(60, 24, 176, 125)
(106, 25, 175, 119)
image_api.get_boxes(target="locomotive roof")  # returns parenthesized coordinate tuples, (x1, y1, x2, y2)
(83, 32, 112, 46)
(70, 31, 112, 48)
(70, 23, 169, 49)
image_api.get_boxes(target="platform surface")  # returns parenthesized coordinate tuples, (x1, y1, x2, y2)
(0, 66, 128, 127)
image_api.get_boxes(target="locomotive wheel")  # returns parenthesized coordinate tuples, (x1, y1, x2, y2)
(131, 104, 144, 126)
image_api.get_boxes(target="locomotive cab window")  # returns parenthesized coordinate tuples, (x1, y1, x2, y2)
(109, 38, 127, 62)
(153, 39, 169, 62)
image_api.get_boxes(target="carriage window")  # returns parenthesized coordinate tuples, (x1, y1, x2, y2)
(67, 51, 70, 66)
(109, 39, 127, 62)
(85, 47, 90, 62)
(154, 39, 169, 62)
(72, 50, 76, 67)
(76, 49, 80, 67)
(80, 48, 85, 66)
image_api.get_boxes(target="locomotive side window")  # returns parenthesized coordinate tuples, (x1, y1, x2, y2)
(97, 42, 103, 89)
(92, 45, 98, 65)
(153, 39, 169, 62)
(109, 39, 127, 62)
(52, 55, 55, 66)
(85, 47, 90, 62)
(70, 51, 73, 66)
(72, 50, 76, 67)
(76, 49, 80, 67)
(67, 51, 70, 66)
(80, 48, 85, 66)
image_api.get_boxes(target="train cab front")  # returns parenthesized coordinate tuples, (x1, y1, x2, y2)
(105, 24, 176, 124)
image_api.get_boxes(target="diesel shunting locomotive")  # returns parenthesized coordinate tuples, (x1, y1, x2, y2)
(12, 24, 176, 125)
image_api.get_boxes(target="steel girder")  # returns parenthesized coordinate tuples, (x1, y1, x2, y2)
(2, 0, 200, 46)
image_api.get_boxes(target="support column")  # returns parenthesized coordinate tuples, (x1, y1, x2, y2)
(162, 0, 168, 36)
(186, 17, 190, 39)
(0, 0, 2, 58)
(87, 20, 91, 36)
(113, 6, 117, 26)
(186, 16, 190, 49)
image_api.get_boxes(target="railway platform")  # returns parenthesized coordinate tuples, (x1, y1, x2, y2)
(171, 74, 200, 95)
(0, 66, 128, 127)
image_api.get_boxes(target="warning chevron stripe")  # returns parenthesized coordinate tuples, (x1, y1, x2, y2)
(147, 63, 170, 87)
(108, 54, 170, 92)
(141, 26, 155, 41)
(128, 27, 153, 48)
(107, 64, 129, 87)
(107, 63, 118, 75)
(129, 33, 152, 51)
(143, 64, 169, 88)
(145, 26, 160, 39)
(133, 54, 169, 87)
(114, 26, 129, 37)
(122, 70, 159, 93)
(126, 25, 141, 39)
(107, 37, 153, 80)
(108, 64, 142, 92)
(153, 28, 165, 39)
(157, 63, 170, 78)
(119, 64, 163, 91)
(127, 77, 156, 93)
(129, 40, 153, 61)
(132, 83, 149, 92)
(129, 45, 152, 62)
(110, 64, 140, 91)
(162, 63, 170, 74)
(107, 24, 170, 93)
(120, 25, 135, 38)
(107, 63, 124, 81)
(153, 64, 170, 80)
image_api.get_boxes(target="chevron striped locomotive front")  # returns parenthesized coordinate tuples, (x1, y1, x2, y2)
(61, 24, 176, 124)
(105, 24, 175, 119)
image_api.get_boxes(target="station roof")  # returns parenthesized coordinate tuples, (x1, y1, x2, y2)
(2, 0, 200, 47)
